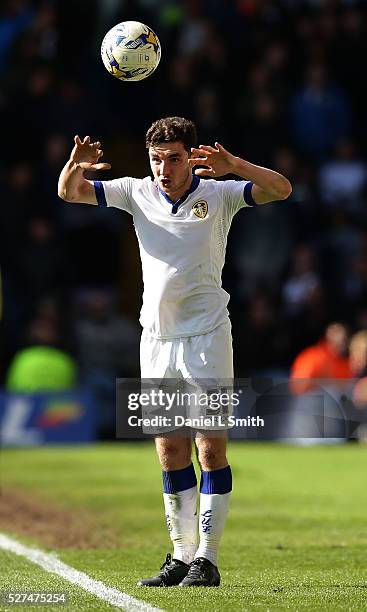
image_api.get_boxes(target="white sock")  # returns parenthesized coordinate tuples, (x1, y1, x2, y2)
(163, 486, 198, 564)
(194, 466, 232, 566)
(194, 492, 231, 566)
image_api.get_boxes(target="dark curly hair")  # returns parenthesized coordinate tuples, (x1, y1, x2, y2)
(145, 116, 197, 153)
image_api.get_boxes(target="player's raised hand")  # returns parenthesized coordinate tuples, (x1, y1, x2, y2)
(70, 135, 111, 171)
(189, 142, 237, 177)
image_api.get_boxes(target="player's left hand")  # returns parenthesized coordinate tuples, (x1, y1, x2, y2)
(189, 143, 237, 177)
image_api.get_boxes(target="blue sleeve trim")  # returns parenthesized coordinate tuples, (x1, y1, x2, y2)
(93, 180, 107, 207)
(163, 463, 197, 493)
(200, 465, 232, 494)
(243, 181, 256, 206)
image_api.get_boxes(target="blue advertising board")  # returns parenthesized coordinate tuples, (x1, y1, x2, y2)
(0, 390, 97, 446)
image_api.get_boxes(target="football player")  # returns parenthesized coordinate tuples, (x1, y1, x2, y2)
(58, 117, 291, 587)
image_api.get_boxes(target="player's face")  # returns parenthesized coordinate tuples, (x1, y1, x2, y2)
(149, 142, 192, 199)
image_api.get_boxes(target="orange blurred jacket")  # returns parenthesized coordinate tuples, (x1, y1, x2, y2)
(290, 341, 353, 395)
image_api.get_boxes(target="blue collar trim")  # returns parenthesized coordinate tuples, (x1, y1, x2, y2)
(158, 175, 200, 214)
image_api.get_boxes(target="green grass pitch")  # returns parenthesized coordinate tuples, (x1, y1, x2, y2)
(1, 442, 367, 611)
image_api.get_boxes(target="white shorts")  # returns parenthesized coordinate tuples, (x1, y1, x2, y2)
(139, 319, 234, 433)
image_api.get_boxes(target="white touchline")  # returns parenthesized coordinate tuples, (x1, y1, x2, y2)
(0, 533, 164, 612)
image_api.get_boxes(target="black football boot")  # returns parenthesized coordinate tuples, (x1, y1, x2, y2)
(179, 557, 220, 587)
(137, 553, 190, 587)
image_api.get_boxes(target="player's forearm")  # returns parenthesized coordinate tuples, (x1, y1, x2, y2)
(58, 160, 87, 202)
(231, 157, 292, 200)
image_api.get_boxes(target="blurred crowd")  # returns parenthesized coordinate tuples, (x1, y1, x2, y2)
(1, 0, 367, 433)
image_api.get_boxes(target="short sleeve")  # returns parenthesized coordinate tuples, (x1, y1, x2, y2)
(93, 177, 138, 215)
(222, 180, 254, 217)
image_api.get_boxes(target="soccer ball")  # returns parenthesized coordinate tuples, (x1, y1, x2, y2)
(101, 21, 161, 82)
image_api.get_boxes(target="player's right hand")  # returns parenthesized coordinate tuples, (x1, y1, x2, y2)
(70, 135, 111, 171)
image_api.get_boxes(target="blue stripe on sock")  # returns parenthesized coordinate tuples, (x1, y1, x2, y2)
(200, 465, 232, 494)
(162, 463, 197, 493)
(94, 180, 107, 207)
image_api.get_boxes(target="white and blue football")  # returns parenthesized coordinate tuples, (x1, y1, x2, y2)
(101, 21, 161, 82)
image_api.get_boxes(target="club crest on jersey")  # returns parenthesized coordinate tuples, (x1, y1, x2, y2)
(192, 200, 208, 219)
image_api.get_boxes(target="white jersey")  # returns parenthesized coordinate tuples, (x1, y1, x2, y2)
(93, 175, 254, 339)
